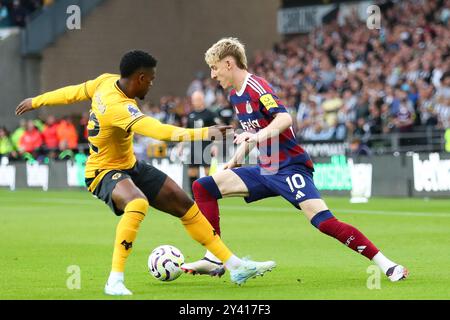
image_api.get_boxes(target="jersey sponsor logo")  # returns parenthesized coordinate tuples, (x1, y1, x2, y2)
(260, 93, 278, 110)
(127, 104, 143, 119)
(246, 101, 253, 114)
(94, 93, 106, 114)
(240, 119, 261, 131)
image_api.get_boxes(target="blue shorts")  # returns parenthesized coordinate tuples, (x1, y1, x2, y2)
(231, 164, 321, 209)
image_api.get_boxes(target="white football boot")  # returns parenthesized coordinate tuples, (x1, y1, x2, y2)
(181, 257, 226, 277)
(104, 279, 133, 296)
(386, 265, 409, 282)
(229, 258, 276, 285)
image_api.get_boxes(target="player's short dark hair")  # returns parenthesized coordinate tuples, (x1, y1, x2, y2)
(120, 50, 157, 78)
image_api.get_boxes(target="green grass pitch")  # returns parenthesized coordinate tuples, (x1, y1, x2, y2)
(0, 188, 449, 300)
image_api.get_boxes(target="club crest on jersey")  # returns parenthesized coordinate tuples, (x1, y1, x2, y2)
(246, 101, 253, 114)
(127, 104, 143, 119)
(260, 93, 278, 110)
(112, 173, 122, 180)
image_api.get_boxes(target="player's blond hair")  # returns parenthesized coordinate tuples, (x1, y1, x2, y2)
(205, 37, 248, 70)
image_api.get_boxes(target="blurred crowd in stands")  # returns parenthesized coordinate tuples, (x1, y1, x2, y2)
(0, 115, 87, 162)
(1, 0, 450, 162)
(0, 0, 52, 28)
(185, 0, 450, 144)
(264, 0, 450, 143)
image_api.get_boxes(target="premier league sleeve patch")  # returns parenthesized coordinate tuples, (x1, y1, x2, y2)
(259, 93, 278, 110)
(127, 104, 143, 119)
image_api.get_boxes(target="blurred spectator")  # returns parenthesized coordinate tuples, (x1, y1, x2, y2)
(367, 103, 383, 135)
(11, 118, 26, 151)
(9, 0, 28, 27)
(78, 112, 89, 144)
(145, 102, 166, 122)
(392, 95, 415, 132)
(436, 71, 450, 99)
(435, 98, 450, 129)
(303, 120, 335, 141)
(186, 72, 204, 97)
(349, 138, 372, 157)
(24, 0, 43, 13)
(434, 71, 450, 128)
(19, 119, 43, 156)
(183, 90, 219, 192)
(57, 116, 78, 150)
(0, 127, 18, 159)
(42, 115, 59, 159)
(0, 2, 10, 27)
(297, 95, 322, 138)
(32, 118, 44, 131)
(0, 0, 45, 28)
(351, 118, 371, 143)
(203, 78, 220, 108)
(133, 134, 152, 161)
(162, 97, 183, 126)
(213, 93, 234, 125)
(321, 89, 343, 129)
(418, 82, 438, 126)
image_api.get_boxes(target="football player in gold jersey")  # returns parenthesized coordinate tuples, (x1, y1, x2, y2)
(15, 50, 275, 295)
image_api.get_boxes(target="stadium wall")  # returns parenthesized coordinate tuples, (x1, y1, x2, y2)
(2, 153, 450, 198)
(0, 31, 40, 131)
(37, 0, 281, 118)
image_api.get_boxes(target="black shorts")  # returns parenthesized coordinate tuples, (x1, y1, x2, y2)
(85, 160, 168, 216)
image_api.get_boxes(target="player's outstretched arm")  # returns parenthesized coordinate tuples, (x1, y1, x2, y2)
(15, 74, 111, 115)
(234, 112, 292, 145)
(131, 116, 232, 142)
(224, 139, 256, 169)
(15, 98, 34, 116)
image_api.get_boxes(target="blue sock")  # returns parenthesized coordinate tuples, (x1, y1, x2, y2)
(194, 176, 222, 199)
(310, 210, 334, 228)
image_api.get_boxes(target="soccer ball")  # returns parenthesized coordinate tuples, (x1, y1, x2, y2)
(148, 245, 184, 281)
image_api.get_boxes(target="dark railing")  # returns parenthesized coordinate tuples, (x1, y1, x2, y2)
(45, 127, 448, 161)
(367, 128, 445, 154)
(300, 127, 446, 155)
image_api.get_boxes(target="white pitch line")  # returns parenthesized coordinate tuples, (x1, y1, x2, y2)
(221, 205, 450, 218)
(1, 197, 449, 217)
(0, 197, 96, 205)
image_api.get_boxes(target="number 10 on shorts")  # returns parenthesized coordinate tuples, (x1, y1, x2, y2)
(286, 174, 306, 200)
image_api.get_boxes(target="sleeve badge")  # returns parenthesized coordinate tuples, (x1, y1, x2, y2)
(260, 94, 278, 110)
(127, 104, 143, 119)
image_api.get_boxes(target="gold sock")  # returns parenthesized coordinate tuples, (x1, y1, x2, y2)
(181, 203, 232, 263)
(111, 198, 149, 272)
